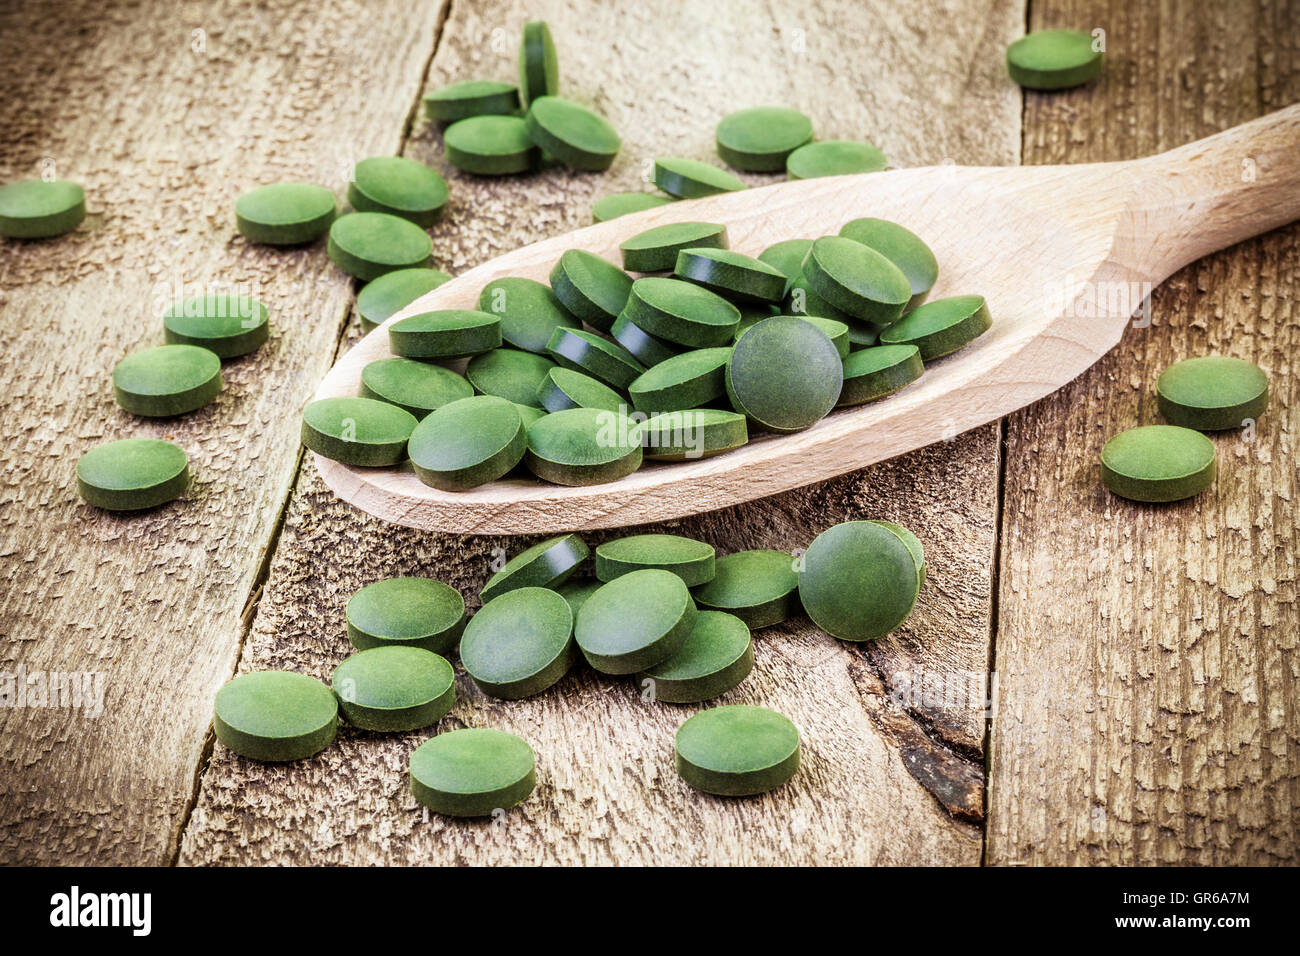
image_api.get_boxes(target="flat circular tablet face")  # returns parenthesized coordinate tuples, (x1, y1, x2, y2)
(525, 96, 621, 171)
(478, 277, 580, 354)
(692, 549, 799, 629)
(480, 533, 589, 602)
(652, 158, 747, 199)
(300, 396, 418, 467)
(758, 238, 813, 288)
(870, 520, 926, 588)
(727, 316, 842, 432)
(519, 20, 559, 106)
(1006, 29, 1103, 90)
(388, 309, 501, 359)
(235, 182, 336, 245)
(880, 294, 991, 360)
(623, 277, 741, 348)
(592, 191, 675, 222)
(839, 217, 939, 307)
(213, 671, 338, 762)
(525, 407, 643, 486)
(629, 347, 731, 413)
(461, 587, 575, 699)
(164, 294, 270, 358)
(575, 568, 697, 673)
(112, 345, 223, 417)
(1156, 356, 1269, 431)
(786, 140, 887, 179)
(674, 705, 800, 795)
(407, 395, 526, 490)
(75, 438, 189, 511)
(423, 80, 521, 123)
(1100, 425, 1217, 503)
(548, 250, 634, 332)
(595, 533, 716, 586)
(799, 521, 921, 641)
(620, 221, 728, 273)
(444, 115, 539, 175)
(346, 576, 467, 654)
(357, 268, 452, 333)
(332, 646, 456, 732)
(0, 179, 86, 238)
(537, 367, 626, 413)
(641, 611, 753, 703)
(803, 235, 912, 326)
(360, 357, 473, 419)
(837, 344, 924, 406)
(546, 326, 644, 389)
(466, 348, 557, 406)
(641, 408, 748, 460)
(610, 313, 680, 367)
(410, 728, 536, 817)
(327, 212, 432, 281)
(349, 156, 448, 227)
(675, 248, 787, 304)
(715, 107, 813, 171)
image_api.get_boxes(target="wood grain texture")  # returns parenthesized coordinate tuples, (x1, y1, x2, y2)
(987, 0, 1300, 864)
(0, 0, 449, 864)
(179, 0, 1023, 865)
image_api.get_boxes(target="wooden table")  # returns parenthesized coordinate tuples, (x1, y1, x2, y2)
(1, 0, 1295, 866)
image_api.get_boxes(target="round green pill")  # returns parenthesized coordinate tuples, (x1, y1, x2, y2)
(799, 521, 920, 641)
(620, 221, 728, 273)
(360, 357, 473, 418)
(675, 247, 787, 304)
(839, 217, 939, 309)
(112, 344, 223, 417)
(692, 549, 798, 629)
(623, 277, 740, 348)
(410, 728, 536, 817)
(758, 238, 813, 292)
(466, 348, 557, 406)
(423, 80, 520, 123)
(592, 192, 675, 222)
(629, 347, 731, 413)
(1007, 29, 1103, 90)
(1100, 425, 1217, 503)
(871, 520, 926, 588)
(444, 115, 540, 175)
(611, 312, 680, 367)
(357, 268, 452, 333)
(461, 587, 576, 700)
(328, 211, 432, 281)
(235, 182, 335, 245)
(408, 395, 526, 490)
(346, 576, 467, 655)
(537, 367, 627, 413)
(652, 158, 747, 199)
(525, 96, 620, 171)
(332, 646, 456, 732)
(674, 705, 800, 796)
(479, 277, 580, 354)
(786, 140, 886, 179)
(546, 326, 644, 389)
(575, 568, 696, 673)
(595, 533, 716, 586)
(213, 671, 338, 762)
(641, 408, 748, 460)
(715, 106, 813, 172)
(1156, 356, 1269, 431)
(525, 407, 643, 485)
(75, 438, 189, 511)
(480, 533, 589, 603)
(163, 294, 269, 358)
(641, 611, 753, 704)
(519, 20, 559, 106)
(548, 250, 633, 332)
(389, 309, 501, 360)
(727, 316, 842, 432)
(880, 294, 991, 360)
(300, 396, 418, 467)
(803, 235, 912, 327)
(0, 179, 85, 238)
(348, 156, 448, 227)
(557, 578, 601, 618)
(837, 344, 924, 406)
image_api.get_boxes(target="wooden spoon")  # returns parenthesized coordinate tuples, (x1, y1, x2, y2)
(313, 105, 1300, 534)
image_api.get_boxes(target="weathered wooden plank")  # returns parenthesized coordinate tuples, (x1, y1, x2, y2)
(987, 0, 1300, 864)
(181, 0, 1020, 865)
(0, 0, 449, 864)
